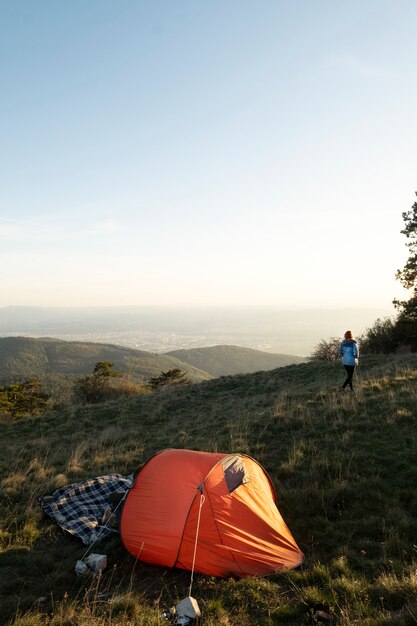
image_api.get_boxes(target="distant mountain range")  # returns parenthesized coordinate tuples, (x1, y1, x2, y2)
(166, 345, 305, 377)
(0, 336, 210, 384)
(0, 337, 305, 405)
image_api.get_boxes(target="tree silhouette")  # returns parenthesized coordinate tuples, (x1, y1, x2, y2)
(394, 192, 417, 315)
(147, 368, 190, 391)
(74, 361, 121, 404)
(393, 193, 417, 349)
(308, 338, 340, 362)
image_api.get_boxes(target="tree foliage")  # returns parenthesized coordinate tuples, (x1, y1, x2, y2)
(147, 368, 190, 391)
(361, 193, 417, 354)
(390, 193, 417, 350)
(74, 361, 147, 404)
(0, 378, 52, 419)
(359, 317, 398, 354)
(93, 361, 120, 379)
(394, 192, 417, 310)
(74, 361, 121, 404)
(308, 338, 340, 362)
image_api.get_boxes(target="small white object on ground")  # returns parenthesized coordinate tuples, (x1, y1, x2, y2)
(75, 554, 107, 576)
(75, 560, 88, 575)
(85, 553, 107, 573)
(175, 596, 201, 619)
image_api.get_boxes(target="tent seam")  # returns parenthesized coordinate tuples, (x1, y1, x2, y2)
(202, 478, 247, 577)
(175, 455, 249, 577)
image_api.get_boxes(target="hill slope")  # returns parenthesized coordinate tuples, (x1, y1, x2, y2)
(0, 336, 211, 404)
(165, 344, 305, 376)
(1, 353, 417, 625)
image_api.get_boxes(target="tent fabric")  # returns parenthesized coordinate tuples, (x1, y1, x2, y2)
(121, 449, 303, 578)
(40, 473, 132, 545)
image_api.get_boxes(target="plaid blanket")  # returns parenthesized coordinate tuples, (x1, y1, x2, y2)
(40, 474, 133, 545)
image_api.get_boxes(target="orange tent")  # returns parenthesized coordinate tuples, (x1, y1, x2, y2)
(120, 448, 303, 578)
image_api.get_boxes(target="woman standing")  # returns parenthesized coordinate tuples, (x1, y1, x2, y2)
(339, 330, 359, 391)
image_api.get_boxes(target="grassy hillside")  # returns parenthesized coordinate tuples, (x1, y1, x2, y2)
(0, 337, 211, 402)
(1, 353, 417, 625)
(165, 344, 305, 376)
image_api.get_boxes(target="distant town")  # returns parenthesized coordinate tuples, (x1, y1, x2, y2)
(0, 305, 393, 357)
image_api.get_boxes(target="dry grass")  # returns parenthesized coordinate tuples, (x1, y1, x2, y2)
(1, 353, 417, 625)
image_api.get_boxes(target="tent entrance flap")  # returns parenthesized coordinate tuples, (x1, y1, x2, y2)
(222, 455, 250, 493)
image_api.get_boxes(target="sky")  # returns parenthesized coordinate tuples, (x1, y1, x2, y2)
(1, 0, 416, 310)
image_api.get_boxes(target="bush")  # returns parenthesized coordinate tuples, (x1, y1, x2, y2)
(74, 361, 147, 404)
(359, 317, 399, 354)
(308, 338, 340, 362)
(360, 315, 417, 354)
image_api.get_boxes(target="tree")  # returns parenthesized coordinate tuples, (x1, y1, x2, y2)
(0, 386, 13, 416)
(0, 378, 51, 419)
(74, 361, 121, 404)
(147, 368, 190, 391)
(393, 193, 417, 349)
(74, 361, 146, 404)
(394, 192, 417, 313)
(93, 361, 121, 379)
(359, 317, 398, 354)
(308, 338, 340, 362)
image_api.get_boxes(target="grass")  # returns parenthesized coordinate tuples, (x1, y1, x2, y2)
(1, 353, 417, 624)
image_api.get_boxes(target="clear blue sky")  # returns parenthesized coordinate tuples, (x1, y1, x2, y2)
(1, 0, 415, 308)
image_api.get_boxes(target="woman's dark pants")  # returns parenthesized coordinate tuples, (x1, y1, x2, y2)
(343, 365, 355, 390)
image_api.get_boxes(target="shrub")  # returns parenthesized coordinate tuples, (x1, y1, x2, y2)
(360, 315, 417, 354)
(308, 338, 340, 362)
(359, 317, 399, 354)
(74, 362, 147, 404)
(0, 378, 52, 419)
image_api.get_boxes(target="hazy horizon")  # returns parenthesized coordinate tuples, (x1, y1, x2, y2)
(0, 304, 394, 357)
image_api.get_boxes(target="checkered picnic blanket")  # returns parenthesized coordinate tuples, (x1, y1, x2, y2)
(40, 474, 133, 545)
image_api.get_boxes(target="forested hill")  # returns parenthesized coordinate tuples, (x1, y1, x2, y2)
(0, 337, 305, 384)
(0, 336, 211, 384)
(166, 344, 305, 377)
